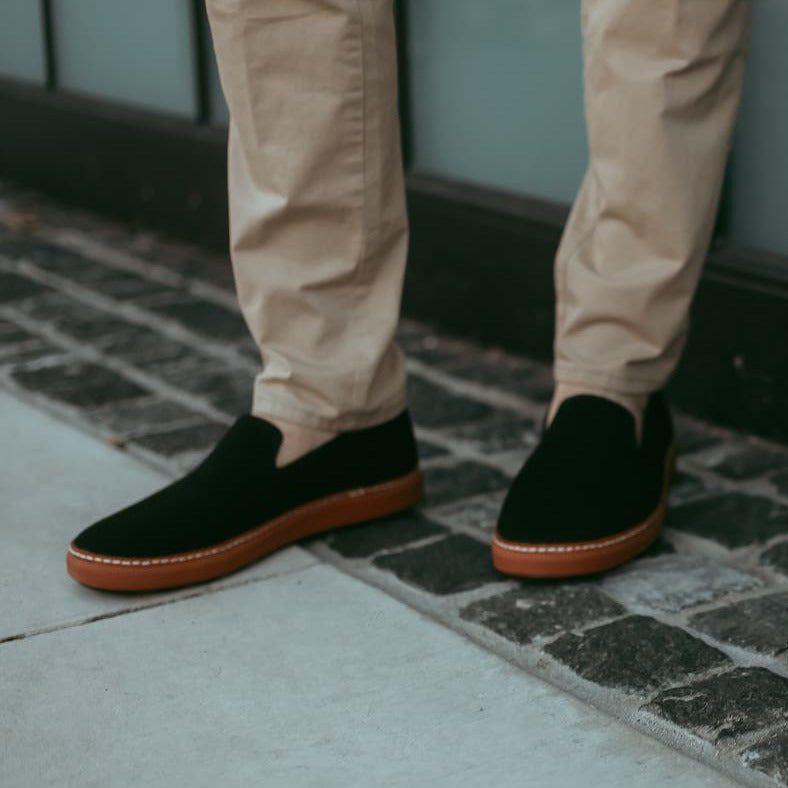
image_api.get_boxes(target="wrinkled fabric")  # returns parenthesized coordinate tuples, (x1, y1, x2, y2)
(206, 0, 408, 430)
(554, 0, 752, 394)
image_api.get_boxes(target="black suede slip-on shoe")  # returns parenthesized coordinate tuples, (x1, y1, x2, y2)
(492, 392, 675, 578)
(67, 410, 423, 592)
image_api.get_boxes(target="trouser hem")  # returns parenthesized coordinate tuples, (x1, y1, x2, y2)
(553, 361, 664, 397)
(251, 387, 409, 432)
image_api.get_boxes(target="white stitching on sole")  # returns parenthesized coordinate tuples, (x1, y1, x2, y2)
(68, 474, 417, 569)
(492, 517, 656, 555)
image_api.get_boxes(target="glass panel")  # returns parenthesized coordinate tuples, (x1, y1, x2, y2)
(53, 0, 197, 118)
(0, 0, 46, 85)
(407, 0, 586, 204)
(728, 0, 788, 257)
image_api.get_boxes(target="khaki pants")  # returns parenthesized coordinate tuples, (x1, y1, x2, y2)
(206, 0, 751, 431)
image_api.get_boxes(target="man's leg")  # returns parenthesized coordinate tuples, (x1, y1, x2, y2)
(209, 0, 410, 442)
(552, 0, 751, 421)
(66, 0, 422, 592)
(494, 0, 752, 578)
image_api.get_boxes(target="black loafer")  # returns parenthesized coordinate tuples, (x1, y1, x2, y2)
(492, 392, 675, 578)
(68, 410, 423, 591)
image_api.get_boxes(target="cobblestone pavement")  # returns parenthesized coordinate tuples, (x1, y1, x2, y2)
(1, 181, 787, 787)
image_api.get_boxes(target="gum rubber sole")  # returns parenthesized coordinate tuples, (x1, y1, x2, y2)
(67, 469, 424, 592)
(491, 449, 676, 579)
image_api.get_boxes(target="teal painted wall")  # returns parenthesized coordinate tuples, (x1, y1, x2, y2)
(728, 0, 788, 257)
(53, 0, 197, 118)
(408, 0, 587, 205)
(0, 1, 785, 256)
(0, 1, 46, 85)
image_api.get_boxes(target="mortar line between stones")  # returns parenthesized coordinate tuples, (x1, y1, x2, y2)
(0, 306, 234, 426)
(41, 226, 240, 311)
(0, 254, 259, 374)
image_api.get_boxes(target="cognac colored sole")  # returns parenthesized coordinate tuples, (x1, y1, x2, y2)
(67, 469, 424, 592)
(491, 449, 676, 579)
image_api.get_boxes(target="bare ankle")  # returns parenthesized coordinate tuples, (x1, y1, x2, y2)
(260, 416, 338, 467)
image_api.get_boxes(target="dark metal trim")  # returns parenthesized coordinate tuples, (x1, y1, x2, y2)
(40, 0, 57, 90)
(394, 0, 413, 169)
(189, 0, 212, 124)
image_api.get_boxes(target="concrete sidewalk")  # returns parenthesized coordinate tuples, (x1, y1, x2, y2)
(0, 389, 742, 787)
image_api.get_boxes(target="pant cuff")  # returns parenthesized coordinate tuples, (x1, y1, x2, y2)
(251, 385, 408, 432)
(553, 361, 664, 397)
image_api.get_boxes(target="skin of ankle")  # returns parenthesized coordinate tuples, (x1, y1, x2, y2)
(262, 416, 338, 468)
(548, 384, 648, 443)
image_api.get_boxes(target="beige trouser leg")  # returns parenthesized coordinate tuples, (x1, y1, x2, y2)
(205, 0, 408, 431)
(554, 0, 752, 395)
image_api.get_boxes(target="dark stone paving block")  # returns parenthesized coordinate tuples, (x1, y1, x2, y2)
(325, 511, 447, 559)
(0, 237, 169, 299)
(77, 266, 171, 300)
(0, 317, 32, 342)
(397, 329, 470, 367)
(602, 555, 759, 614)
(0, 235, 54, 262)
(133, 421, 227, 456)
(21, 292, 193, 365)
(401, 340, 467, 367)
(742, 730, 788, 785)
(762, 541, 788, 576)
(674, 416, 721, 455)
(21, 291, 135, 340)
(445, 352, 553, 402)
(12, 360, 148, 407)
(97, 325, 192, 365)
(176, 257, 235, 290)
(689, 592, 788, 656)
(87, 397, 203, 435)
(426, 491, 506, 533)
(423, 461, 510, 507)
(407, 376, 493, 428)
(668, 471, 710, 506)
(236, 335, 261, 362)
(544, 615, 730, 693)
(0, 236, 95, 274)
(772, 470, 788, 497)
(373, 533, 503, 595)
(0, 271, 48, 303)
(0, 315, 50, 362)
(123, 238, 236, 290)
(144, 357, 253, 415)
(0, 339, 59, 366)
(202, 373, 253, 415)
(668, 492, 788, 548)
(94, 271, 172, 300)
(647, 667, 788, 742)
(707, 442, 788, 481)
(144, 297, 247, 342)
(417, 440, 449, 460)
(444, 412, 537, 454)
(461, 585, 625, 645)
